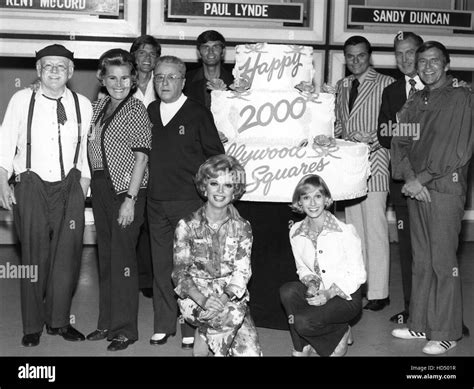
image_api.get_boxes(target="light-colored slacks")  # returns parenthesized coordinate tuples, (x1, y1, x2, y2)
(345, 191, 390, 300)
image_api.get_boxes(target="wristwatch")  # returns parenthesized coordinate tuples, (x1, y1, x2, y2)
(125, 193, 138, 201)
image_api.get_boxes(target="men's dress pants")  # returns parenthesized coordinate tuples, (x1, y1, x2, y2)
(407, 192, 464, 341)
(91, 172, 144, 341)
(345, 191, 390, 300)
(394, 203, 412, 311)
(136, 201, 153, 290)
(148, 198, 202, 337)
(280, 281, 362, 356)
(13, 169, 85, 335)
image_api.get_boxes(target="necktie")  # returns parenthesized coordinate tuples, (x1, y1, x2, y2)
(348, 78, 360, 113)
(408, 78, 417, 98)
(43, 94, 67, 125)
(43, 94, 67, 179)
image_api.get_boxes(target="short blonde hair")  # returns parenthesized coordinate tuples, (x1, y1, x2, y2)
(290, 174, 333, 214)
(195, 155, 246, 201)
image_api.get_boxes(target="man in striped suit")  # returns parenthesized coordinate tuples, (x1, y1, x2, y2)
(335, 36, 394, 311)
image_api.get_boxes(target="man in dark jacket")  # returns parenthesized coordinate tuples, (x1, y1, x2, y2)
(184, 30, 233, 109)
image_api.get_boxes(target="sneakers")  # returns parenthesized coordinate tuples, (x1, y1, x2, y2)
(422, 340, 457, 355)
(392, 327, 426, 340)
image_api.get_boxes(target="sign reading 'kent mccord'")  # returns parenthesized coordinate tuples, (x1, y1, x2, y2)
(349, 6, 473, 30)
(0, 0, 119, 16)
(168, 0, 303, 23)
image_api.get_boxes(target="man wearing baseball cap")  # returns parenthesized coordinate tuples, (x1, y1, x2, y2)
(0, 44, 92, 347)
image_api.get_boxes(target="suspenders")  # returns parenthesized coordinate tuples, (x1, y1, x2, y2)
(26, 91, 82, 174)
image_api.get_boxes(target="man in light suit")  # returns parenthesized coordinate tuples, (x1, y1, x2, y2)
(377, 32, 424, 323)
(335, 36, 394, 311)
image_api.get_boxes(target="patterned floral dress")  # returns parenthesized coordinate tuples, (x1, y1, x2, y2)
(172, 204, 262, 356)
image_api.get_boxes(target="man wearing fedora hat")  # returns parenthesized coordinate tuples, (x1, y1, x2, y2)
(0, 44, 92, 347)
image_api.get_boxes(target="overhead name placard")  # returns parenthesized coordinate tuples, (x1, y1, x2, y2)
(0, 0, 120, 16)
(168, 0, 303, 23)
(349, 6, 473, 30)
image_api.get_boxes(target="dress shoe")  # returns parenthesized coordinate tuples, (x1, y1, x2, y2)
(181, 336, 194, 349)
(107, 335, 135, 351)
(149, 333, 171, 345)
(22, 332, 41, 347)
(140, 288, 153, 298)
(389, 310, 409, 324)
(47, 325, 85, 341)
(364, 298, 390, 311)
(86, 329, 109, 341)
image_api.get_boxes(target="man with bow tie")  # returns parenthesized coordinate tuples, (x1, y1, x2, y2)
(335, 36, 394, 313)
(0, 44, 92, 347)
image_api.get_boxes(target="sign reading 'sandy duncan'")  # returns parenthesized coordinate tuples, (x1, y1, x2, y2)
(349, 6, 473, 30)
(0, 0, 119, 16)
(168, 0, 303, 23)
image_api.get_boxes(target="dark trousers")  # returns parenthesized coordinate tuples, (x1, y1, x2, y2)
(147, 198, 201, 337)
(13, 169, 85, 335)
(280, 281, 362, 356)
(394, 204, 412, 311)
(136, 201, 153, 290)
(407, 192, 464, 341)
(91, 172, 145, 341)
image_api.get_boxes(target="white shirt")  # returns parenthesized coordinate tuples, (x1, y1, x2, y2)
(0, 86, 92, 181)
(133, 75, 156, 108)
(160, 94, 187, 126)
(404, 75, 423, 98)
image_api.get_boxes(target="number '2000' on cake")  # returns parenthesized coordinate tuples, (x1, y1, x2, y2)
(211, 43, 334, 146)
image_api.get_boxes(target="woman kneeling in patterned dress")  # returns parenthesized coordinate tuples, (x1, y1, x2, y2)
(172, 154, 262, 356)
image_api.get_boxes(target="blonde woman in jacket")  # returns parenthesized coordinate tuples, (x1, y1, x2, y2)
(280, 174, 366, 356)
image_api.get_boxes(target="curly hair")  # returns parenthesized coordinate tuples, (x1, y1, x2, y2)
(290, 174, 333, 214)
(96, 48, 138, 88)
(195, 155, 246, 201)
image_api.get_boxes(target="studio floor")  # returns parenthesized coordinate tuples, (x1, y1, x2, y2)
(0, 243, 472, 358)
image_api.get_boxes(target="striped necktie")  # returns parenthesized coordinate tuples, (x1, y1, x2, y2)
(408, 79, 417, 98)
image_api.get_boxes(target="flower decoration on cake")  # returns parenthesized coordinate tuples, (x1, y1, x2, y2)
(311, 135, 340, 159)
(228, 78, 251, 100)
(285, 45, 306, 56)
(207, 78, 228, 91)
(295, 81, 321, 104)
(244, 43, 268, 54)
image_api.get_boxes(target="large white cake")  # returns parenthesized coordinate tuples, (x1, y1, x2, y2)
(211, 43, 370, 202)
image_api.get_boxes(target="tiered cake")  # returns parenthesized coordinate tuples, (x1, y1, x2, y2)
(211, 43, 370, 202)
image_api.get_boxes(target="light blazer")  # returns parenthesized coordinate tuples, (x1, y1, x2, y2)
(289, 216, 367, 299)
(335, 67, 394, 192)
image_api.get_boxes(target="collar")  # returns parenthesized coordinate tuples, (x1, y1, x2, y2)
(160, 93, 187, 108)
(421, 75, 453, 94)
(38, 85, 68, 100)
(350, 67, 376, 85)
(291, 211, 342, 239)
(195, 203, 242, 228)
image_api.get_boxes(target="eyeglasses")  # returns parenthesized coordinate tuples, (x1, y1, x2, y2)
(154, 74, 184, 83)
(42, 63, 68, 73)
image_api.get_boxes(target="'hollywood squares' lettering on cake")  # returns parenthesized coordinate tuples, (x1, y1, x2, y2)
(227, 143, 307, 166)
(247, 159, 331, 196)
(238, 51, 304, 86)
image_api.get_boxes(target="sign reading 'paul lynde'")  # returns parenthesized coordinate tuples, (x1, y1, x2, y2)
(0, 0, 120, 16)
(168, 0, 303, 23)
(349, 6, 473, 30)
